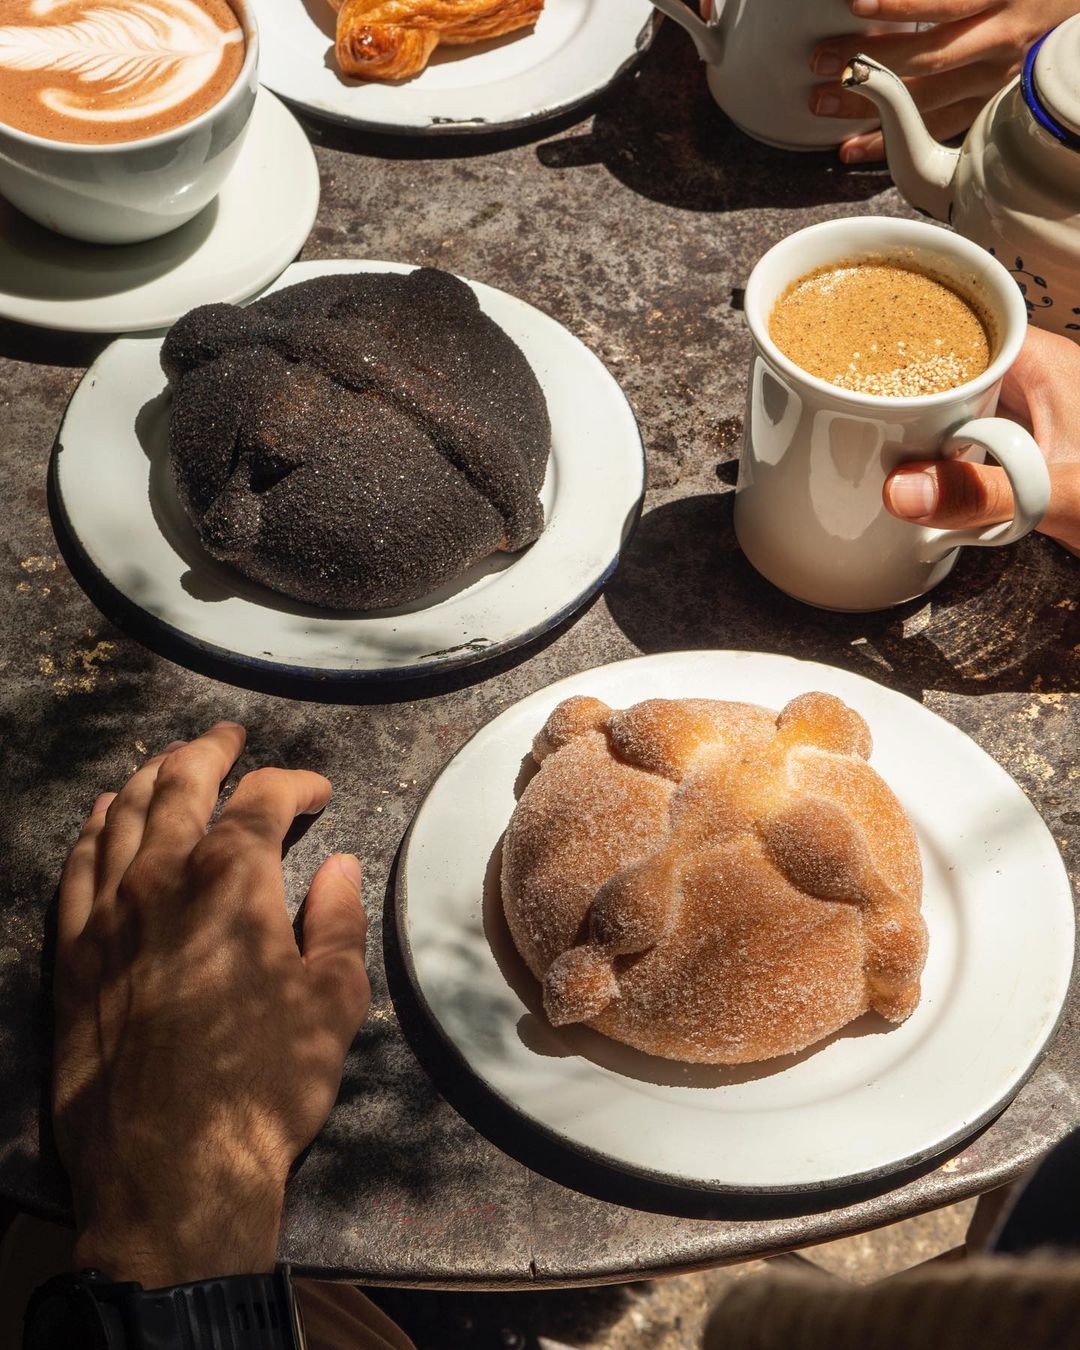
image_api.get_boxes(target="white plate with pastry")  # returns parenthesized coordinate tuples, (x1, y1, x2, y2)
(51, 258, 644, 680)
(253, 0, 658, 134)
(397, 650, 1076, 1192)
(0, 88, 317, 335)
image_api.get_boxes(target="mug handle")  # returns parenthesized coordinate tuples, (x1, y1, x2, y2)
(918, 417, 1051, 563)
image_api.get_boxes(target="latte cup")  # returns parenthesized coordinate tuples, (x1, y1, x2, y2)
(734, 217, 1052, 611)
(0, 0, 258, 245)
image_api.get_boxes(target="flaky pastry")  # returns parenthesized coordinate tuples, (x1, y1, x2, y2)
(331, 0, 544, 82)
(501, 692, 927, 1064)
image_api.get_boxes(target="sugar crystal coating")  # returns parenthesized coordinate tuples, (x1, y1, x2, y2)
(501, 692, 927, 1064)
(162, 268, 551, 611)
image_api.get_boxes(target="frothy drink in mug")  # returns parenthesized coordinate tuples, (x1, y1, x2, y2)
(0, 0, 244, 144)
(769, 259, 993, 398)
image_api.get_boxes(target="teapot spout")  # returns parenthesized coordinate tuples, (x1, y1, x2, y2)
(843, 55, 959, 221)
(649, 0, 725, 64)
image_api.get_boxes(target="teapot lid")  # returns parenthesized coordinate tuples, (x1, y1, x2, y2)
(1023, 17, 1080, 148)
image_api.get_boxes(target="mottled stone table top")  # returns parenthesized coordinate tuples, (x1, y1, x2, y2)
(1, 22, 1077, 1288)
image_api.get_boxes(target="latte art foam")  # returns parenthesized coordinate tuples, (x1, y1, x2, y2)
(0, 0, 244, 143)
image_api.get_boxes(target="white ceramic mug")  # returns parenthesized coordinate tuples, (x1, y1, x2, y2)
(0, 0, 258, 245)
(648, 0, 911, 150)
(734, 216, 1052, 611)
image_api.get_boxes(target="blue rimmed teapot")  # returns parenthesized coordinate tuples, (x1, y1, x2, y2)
(844, 17, 1080, 339)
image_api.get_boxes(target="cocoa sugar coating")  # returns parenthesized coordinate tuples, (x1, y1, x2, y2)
(162, 268, 551, 610)
(502, 692, 927, 1064)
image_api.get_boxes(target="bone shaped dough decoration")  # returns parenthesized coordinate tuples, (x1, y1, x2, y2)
(501, 692, 927, 1065)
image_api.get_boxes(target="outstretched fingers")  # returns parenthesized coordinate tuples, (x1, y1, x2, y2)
(57, 793, 116, 951)
(302, 854, 371, 1038)
(209, 766, 334, 855)
(185, 767, 335, 926)
(849, 0, 992, 20)
(139, 722, 247, 861)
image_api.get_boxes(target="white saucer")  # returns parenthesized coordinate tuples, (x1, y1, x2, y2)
(0, 88, 318, 334)
(255, 0, 657, 134)
(398, 651, 1076, 1192)
(53, 259, 645, 680)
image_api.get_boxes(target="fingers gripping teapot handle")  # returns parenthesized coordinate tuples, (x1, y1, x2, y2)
(648, 0, 725, 63)
(918, 417, 1051, 563)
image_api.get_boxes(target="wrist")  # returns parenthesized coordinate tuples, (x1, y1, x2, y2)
(73, 1228, 280, 1289)
(69, 1138, 289, 1287)
(73, 1189, 285, 1288)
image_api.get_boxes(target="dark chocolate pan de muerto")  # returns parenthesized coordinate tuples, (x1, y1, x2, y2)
(162, 268, 551, 610)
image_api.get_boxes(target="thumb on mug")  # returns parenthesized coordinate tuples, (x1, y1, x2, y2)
(883, 461, 1016, 530)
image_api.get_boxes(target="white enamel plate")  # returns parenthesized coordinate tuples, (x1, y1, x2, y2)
(398, 651, 1076, 1192)
(0, 89, 318, 334)
(253, 0, 657, 133)
(52, 259, 644, 679)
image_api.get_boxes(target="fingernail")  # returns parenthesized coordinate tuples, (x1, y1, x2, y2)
(335, 853, 362, 891)
(814, 92, 841, 116)
(214, 720, 245, 732)
(888, 472, 937, 519)
(841, 141, 870, 164)
(851, 0, 878, 14)
(812, 50, 843, 77)
(162, 740, 186, 754)
(91, 792, 115, 816)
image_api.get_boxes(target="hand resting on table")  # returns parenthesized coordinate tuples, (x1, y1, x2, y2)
(53, 722, 371, 1289)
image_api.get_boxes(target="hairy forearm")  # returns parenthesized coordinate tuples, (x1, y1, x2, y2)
(73, 1192, 283, 1288)
(70, 1144, 287, 1287)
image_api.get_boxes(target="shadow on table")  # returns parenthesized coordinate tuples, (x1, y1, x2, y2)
(0, 629, 176, 1221)
(296, 95, 600, 162)
(47, 454, 602, 706)
(534, 21, 894, 215)
(382, 853, 988, 1224)
(604, 492, 1080, 698)
(0, 318, 111, 368)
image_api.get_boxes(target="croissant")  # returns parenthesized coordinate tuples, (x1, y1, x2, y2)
(333, 0, 544, 82)
(502, 692, 928, 1064)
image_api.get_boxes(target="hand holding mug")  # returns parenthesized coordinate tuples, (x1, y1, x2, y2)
(886, 326, 1080, 556)
(735, 216, 1052, 611)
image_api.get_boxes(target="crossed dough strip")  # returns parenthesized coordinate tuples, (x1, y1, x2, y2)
(333, 0, 544, 81)
(501, 692, 928, 1065)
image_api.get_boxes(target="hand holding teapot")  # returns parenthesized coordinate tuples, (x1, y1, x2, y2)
(845, 15, 1080, 340)
(808, 0, 1080, 164)
(647, 0, 912, 149)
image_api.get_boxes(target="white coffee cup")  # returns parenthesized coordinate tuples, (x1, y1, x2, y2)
(734, 216, 1052, 611)
(0, 0, 258, 246)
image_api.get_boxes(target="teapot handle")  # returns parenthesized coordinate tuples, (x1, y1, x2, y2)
(648, 0, 725, 64)
(917, 417, 1051, 562)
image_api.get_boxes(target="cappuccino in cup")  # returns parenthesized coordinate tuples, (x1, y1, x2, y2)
(0, 0, 245, 145)
(0, 0, 256, 241)
(769, 259, 994, 398)
(734, 217, 1051, 611)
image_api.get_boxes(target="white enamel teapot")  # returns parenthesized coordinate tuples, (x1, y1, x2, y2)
(648, 0, 910, 150)
(844, 17, 1080, 339)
